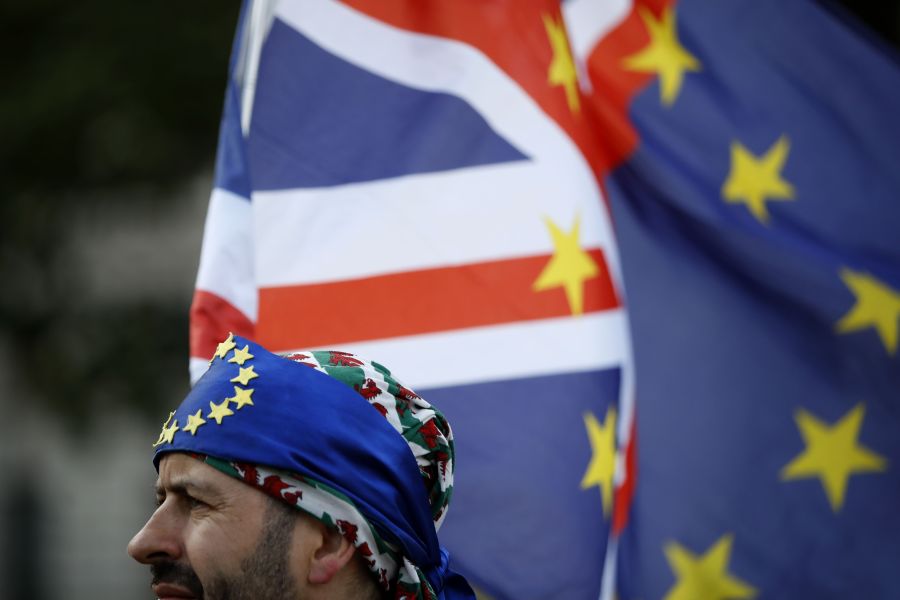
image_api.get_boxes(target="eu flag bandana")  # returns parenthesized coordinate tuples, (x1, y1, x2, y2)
(152, 334, 474, 599)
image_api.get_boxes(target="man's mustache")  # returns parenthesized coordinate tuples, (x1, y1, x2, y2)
(151, 561, 205, 597)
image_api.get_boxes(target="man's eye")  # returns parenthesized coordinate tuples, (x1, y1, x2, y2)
(187, 496, 207, 509)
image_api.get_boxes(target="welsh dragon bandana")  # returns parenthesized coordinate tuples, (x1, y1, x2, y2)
(152, 334, 474, 599)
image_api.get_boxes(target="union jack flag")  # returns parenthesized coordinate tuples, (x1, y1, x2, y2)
(191, 1, 633, 598)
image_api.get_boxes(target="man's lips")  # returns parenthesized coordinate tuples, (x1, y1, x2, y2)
(152, 582, 198, 599)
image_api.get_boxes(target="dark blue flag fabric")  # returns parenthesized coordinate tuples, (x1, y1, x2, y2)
(571, 0, 900, 597)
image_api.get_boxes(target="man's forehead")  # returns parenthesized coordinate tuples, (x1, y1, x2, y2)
(156, 453, 234, 493)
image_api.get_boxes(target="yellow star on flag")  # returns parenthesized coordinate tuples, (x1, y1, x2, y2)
(471, 586, 496, 600)
(835, 268, 900, 354)
(228, 344, 254, 366)
(207, 399, 235, 425)
(721, 136, 795, 223)
(543, 12, 580, 114)
(623, 6, 701, 106)
(213, 332, 236, 360)
(533, 215, 600, 315)
(663, 534, 757, 600)
(580, 407, 617, 518)
(781, 403, 887, 512)
(182, 410, 207, 436)
(230, 365, 259, 386)
(228, 386, 255, 410)
(152, 410, 176, 447)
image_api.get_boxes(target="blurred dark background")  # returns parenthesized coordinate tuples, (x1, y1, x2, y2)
(0, 1, 896, 599)
(2, 3, 241, 599)
(2, 1, 242, 428)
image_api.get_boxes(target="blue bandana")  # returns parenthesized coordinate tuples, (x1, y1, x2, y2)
(152, 334, 474, 599)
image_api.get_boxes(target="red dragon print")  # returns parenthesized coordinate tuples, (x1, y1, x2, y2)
(328, 351, 364, 367)
(355, 378, 382, 399)
(336, 519, 359, 544)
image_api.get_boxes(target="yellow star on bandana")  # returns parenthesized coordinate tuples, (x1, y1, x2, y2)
(228, 386, 255, 410)
(213, 332, 237, 360)
(663, 534, 756, 600)
(161, 420, 179, 444)
(208, 399, 235, 425)
(231, 365, 259, 386)
(182, 410, 207, 436)
(228, 345, 254, 366)
(152, 411, 176, 447)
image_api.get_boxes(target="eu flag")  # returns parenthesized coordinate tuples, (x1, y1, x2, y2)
(573, 0, 900, 597)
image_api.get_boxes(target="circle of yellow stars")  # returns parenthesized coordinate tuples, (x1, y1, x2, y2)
(153, 333, 258, 446)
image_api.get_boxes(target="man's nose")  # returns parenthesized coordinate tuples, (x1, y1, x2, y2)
(127, 504, 183, 564)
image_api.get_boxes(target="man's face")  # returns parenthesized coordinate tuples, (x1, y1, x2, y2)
(128, 453, 313, 600)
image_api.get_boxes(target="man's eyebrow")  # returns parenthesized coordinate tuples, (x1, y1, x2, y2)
(154, 478, 220, 497)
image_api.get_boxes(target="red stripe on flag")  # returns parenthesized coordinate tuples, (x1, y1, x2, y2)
(256, 249, 620, 350)
(190, 290, 255, 359)
(585, 0, 676, 173)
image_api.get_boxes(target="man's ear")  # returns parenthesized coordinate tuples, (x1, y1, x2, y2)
(307, 522, 357, 585)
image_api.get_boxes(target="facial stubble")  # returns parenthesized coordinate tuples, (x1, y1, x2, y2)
(152, 499, 299, 600)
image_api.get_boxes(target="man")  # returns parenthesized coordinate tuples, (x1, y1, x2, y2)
(129, 333, 475, 599)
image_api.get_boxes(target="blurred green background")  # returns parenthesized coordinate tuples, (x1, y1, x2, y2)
(2, 2, 241, 598)
(2, 1, 241, 426)
(1, 1, 896, 598)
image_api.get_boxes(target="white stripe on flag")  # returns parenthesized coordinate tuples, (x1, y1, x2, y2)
(563, 0, 633, 64)
(190, 310, 628, 387)
(238, 0, 278, 135)
(190, 357, 211, 384)
(195, 187, 258, 321)
(281, 308, 629, 390)
(253, 162, 618, 287)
